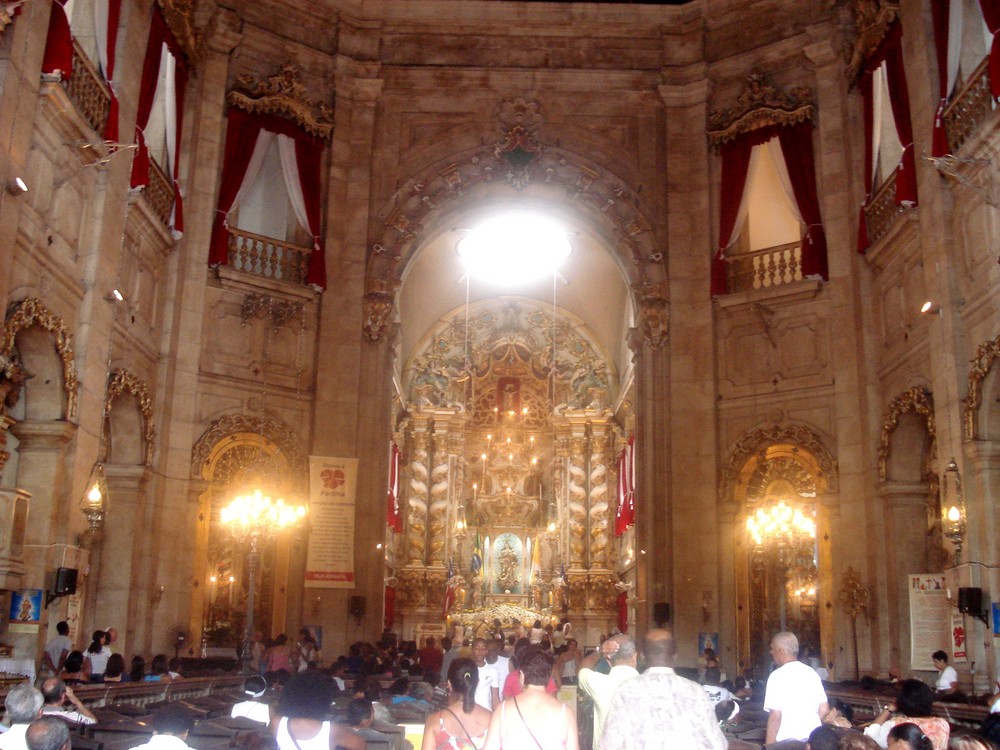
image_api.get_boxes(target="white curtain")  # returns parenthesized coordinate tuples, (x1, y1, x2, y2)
(94, 0, 109, 78)
(724, 144, 763, 249)
(162, 44, 181, 236)
(229, 130, 275, 219)
(276, 134, 313, 241)
(769, 138, 802, 223)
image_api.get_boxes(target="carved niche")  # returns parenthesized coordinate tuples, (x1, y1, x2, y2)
(707, 70, 815, 148)
(964, 334, 1000, 441)
(877, 386, 935, 482)
(106, 369, 156, 466)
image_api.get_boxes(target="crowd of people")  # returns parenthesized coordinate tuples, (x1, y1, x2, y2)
(5, 624, 1000, 750)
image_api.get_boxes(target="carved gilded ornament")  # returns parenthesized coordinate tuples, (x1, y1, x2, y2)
(964, 334, 1000, 441)
(877, 386, 935, 482)
(156, 0, 202, 64)
(191, 413, 305, 480)
(633, 283, 669, 349)
(2, 298, 78, 421)
(0, 2, 18, 35)
(707, 71, 815, 148)
(227, 64, 334, 140)
(363, 278, 399, 343)
(845, 0, 900, 83)
(719, 424, 838, 503)
(106, 369, 156, 466)
(240, 293, 305, 332)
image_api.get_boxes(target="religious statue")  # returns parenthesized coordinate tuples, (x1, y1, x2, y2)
(496, 540, 519, 592)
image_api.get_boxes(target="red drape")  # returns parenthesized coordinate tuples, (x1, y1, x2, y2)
(931, 0, 951, 157)
(295, 135, 327, 290)
(858, 71, 875, 252)
(170, 61, 189, 234)
(617, 591, 629, 634)
(387, 442, 402, 533)
(41, 0, 72, 80)
(208, 108, 265, 267)
(103, 0, 121, 142)
(979, 0, 1000, 99)
(615, 435, 636, 536)
(713, 137, 754, 296)
(384, 585, 395, 630)
(777, 121, 829, 281)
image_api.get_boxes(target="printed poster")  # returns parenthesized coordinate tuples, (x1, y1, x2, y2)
(305, 456, 358, 589)
(951, 612, 967, 660)
(909, 574, 950, 669)
(9, 589, 42, 633)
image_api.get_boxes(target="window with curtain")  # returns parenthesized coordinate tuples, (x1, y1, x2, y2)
(872, 64, 904, 189)
(733, 137, 804, 255)
(231, 138, 311, 247)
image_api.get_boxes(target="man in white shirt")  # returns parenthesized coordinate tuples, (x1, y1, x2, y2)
(40, 679, 96, 726)
(471, 638, 500, 710)
(578, 634, 639, 750)
(230, 675, 270, 724)
(129, 704, 196, 750)
(485, 639, 511, 699)
(0, 685, 44, 750)
(42, 623, 72, 676)
(764, 631, 830, 744)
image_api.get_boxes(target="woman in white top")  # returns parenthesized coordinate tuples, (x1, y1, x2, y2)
(269, 669, 364, 750)
(932, 650, 958, 696)
(83, 630, 112, 682)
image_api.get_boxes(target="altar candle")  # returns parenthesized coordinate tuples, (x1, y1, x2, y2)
(209, 575, 217, 604)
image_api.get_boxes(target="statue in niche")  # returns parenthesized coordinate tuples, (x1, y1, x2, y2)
(497, 377, 521, 414)
(496, 540, 519, 592)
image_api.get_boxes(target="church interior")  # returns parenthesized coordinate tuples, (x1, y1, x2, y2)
(0, 0, 999, 694)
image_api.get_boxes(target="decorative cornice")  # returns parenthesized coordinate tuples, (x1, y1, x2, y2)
(877, 386, 934, 482)
(707, 70, 815, 147)
(719, 423, 838, 503)
(2, 298, 78, 421)
(106, 369, 156, 466)
(964, 334, 1000, 441)
(227, 64, 334, 140)
(156, 0, 202, 64)
(845, 0, 900, 83)
(190, 413, 304, 479)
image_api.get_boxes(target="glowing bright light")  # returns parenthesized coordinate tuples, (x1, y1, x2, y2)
(86, 484, 102, 506)
(947, 505, 961, 522)
(457, 213, 572, 286)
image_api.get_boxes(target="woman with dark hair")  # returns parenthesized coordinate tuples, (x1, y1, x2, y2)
(269, 670, 363, 750)
(865, 680, 950, 750)
(84, 630, 112, 682)
(144, 654, 174, 682)
(421, 657, 492, 750)
(888, 723, 935, 750)
(104, 653, 127, 682)
(528, 621, 544, 645)
(266, 633, 293, 679)
(129, 655, 147, 682)
(60, 650, 89, 685)
(483, 647, 578, 750)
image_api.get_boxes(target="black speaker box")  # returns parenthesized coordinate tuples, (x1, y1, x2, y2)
(349, 595, 366, 617)
(54, 567, 78, 596)
(653, 602, 671, 624)
(958, 587, 982, 614)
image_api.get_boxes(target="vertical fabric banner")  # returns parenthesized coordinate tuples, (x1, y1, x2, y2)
(305, 456, 358, 589)
(909, 573, 950, 669)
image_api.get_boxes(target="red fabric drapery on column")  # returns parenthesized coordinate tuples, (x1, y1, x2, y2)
(615, 435, 636, 536)
(103, 0, 122, 142)
(294, 135, 327, 290)
(208, 108, 265, 267)
(387, 442, 402, 533)
(858, 71, 876, 252)
(931, 0, 951, 157)
(979, 0, 1000, 99)
(617, 591, 629, 634)
(170, 61, 189, 233)
(41, 0, 72, 80)
(712, 136, 754, 296)
(776, 121, 829, 281)
(384, 585, 396, 630)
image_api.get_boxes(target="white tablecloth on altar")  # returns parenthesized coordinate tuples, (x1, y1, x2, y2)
(0, 657, 36, 683)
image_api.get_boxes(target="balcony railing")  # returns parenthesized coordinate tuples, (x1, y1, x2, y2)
(725, 241, 802, 293)
(227, 227, 311, 285)
(142, 157, 175, 228)
(943, 56, 994, 155)
(864, 169, 900, 248)
(62, 38, 110, 136)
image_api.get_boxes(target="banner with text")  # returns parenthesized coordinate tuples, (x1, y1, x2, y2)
(909, 573, 950, 670)
(305, 456, 358, 589)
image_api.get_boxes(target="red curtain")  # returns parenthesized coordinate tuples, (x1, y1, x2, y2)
(617, 591, 629, 634)
(777, 121, 828, 281)
(387, 442, 402, 533)
(103, 0, 122, 142)
(615, 435, 635, 536)
(170, 61, 189, 234)
(208, 108, 265, 266)
(41, 0, 72, 80)
(712, 137, 754, 296)
(931, 0, 950, 157)
(384, 585, 395, 630)
(858, 71, 875, 252)
(294, 135, 327, 290)
(979, 0, 1000, 99)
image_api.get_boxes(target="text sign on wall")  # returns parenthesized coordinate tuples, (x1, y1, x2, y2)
(909, 574, 950, 670)
(305, 456, 358, 589)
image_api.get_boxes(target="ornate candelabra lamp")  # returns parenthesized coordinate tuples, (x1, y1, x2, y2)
(79, 463, 109, 534)
(942, 458, 966, 563)
(220, 489, 306, 672)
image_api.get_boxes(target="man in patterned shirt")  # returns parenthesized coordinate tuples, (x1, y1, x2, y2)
(601, 629, 727, 750)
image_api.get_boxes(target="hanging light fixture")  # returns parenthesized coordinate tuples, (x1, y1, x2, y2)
(942, 458, 966, 563)
(79, 462, 109, 532)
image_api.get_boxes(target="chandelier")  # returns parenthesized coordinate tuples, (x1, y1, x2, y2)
(745, 500, 816, 550)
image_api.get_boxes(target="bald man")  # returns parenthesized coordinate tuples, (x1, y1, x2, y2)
(764, 631, 829, 745)
(601, 629, 726, 750)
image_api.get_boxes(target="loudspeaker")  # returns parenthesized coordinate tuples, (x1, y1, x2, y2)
(653, 602, 671, 625)
(958, 587, 982, 615)
(349, 595, 366, 618)
(54, 567, 78, 596)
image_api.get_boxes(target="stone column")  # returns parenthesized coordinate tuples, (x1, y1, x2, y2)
(406, 418, 431, 565)
(566, 431, 588, 569)
(428, 416, 452, 567)
(588, 420, 612, 571)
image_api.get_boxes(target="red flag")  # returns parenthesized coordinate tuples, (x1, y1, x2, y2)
(387, 442, 402, 532)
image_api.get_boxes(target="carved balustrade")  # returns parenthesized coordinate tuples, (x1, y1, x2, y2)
(725, 241, 802, 293)
(143, 157, 176, 228)
(863, 169, 901, 248)
(62, 38, 110, 136)
(943, 57, 993, 155)
(227, 227, 311, 285)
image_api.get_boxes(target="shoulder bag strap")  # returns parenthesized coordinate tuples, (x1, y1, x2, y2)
(444, 708, 477, 748)
(511, 697, 545, 750)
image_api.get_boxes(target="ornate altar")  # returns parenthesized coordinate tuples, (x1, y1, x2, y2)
(386, 299, 624, 640)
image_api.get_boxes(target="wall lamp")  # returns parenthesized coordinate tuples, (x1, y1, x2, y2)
(920, 300, 942, 315)
(5, 177, 28, 196)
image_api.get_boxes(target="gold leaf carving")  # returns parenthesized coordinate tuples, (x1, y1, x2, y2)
(708, 70, 815, 148)
(845, 0, 900, 83)
(877, 386, 934, 482)
(156, 0, 202, 64)
(2, 298, 78, 421)
(191, 414, 305, 479)
(227, 64, 334, 139)
(106, 369, 156, 466)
